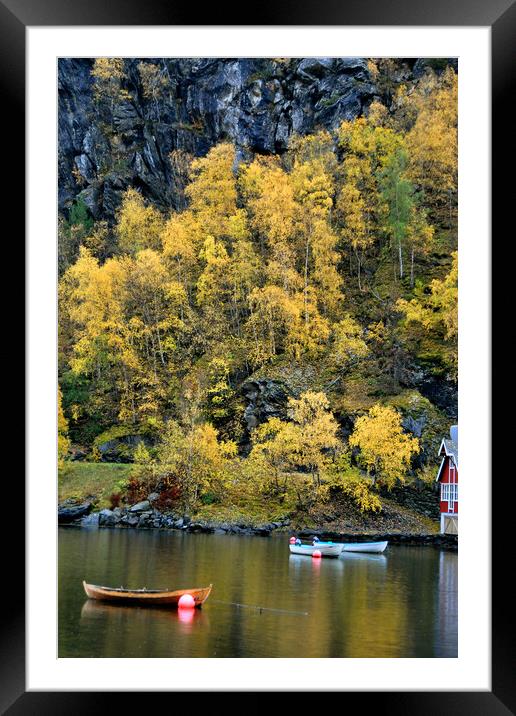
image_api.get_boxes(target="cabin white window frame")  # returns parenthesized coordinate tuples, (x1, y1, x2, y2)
(440, 481, 458, 512)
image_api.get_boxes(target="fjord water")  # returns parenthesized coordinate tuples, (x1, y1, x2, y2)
(59, 527, 457, 658)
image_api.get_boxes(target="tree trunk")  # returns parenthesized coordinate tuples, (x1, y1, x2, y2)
(304, 237, 310, 325)
(355, 248, 362, 291)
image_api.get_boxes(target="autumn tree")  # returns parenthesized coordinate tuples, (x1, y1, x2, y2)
(325, 452, 382, 512)
(60, 245, 188, 427)
(82, 221, 112, 262)
(379, 146, 414, 282)
(161, 211, 201, 305)
(286, 130, 337, 176)
(239, 156, 299, 291)
(406, 204, 434, 287)
(349, 404, 419, 489)
(91, 58, 130, 125)
(116, 188, 165, 254)
(169, 149, 193, 210)
(58, 386, 71, 467)
(291, 154, 342, 319)
(337, 117, 403, 287)
(155, 420, 237, 511)
(203, 357, 234, 427)
(247, 285, 292, 364)
(137, 61, 171, 121)
(250, 391, 340, 505)
(405, 67, 458, 224)
(227, 237, 261, 337)
(331, 314, 369, 372)
(250, 417, 301, 497)
(337, 174, 372, 290)
(397, 251, 458, 378)
(186, 143, 243, 244)
(287, 391, 340, 487)
(124, 249, 187, 370)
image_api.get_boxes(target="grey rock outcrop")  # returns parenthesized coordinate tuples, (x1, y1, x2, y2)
(96, 434, 148, 463)
(58, 58, 377, 221)
(58, 500, 92, 524)
(242, 379, 290, 430)
(129, 500, 151, 513)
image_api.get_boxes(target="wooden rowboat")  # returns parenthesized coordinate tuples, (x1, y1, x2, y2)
(289, 543, 343, 557)
(82, 580, 212, 607)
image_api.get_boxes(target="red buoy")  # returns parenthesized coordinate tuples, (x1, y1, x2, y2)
(178, 607, 195, 624)
(178, 593, 195, 609)
(312, 550, 322, 559)
(289, 536, 296, 544)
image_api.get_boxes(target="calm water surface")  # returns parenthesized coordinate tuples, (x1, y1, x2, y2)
(59, 527, 457, 658)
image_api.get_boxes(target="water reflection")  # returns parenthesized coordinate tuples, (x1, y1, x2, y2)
(60, 529, 457, 658)
(341, 552, 387, 566)
(80, 597, 210, 653)
(434, 550, 458, 657)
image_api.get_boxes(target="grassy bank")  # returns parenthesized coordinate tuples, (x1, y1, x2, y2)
(292, 493, 440, 535)
(59, 461, 440, 534)
(58, 462, 133, 509)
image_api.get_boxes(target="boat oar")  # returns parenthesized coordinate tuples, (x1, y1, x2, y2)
(211, 600, 308, 616)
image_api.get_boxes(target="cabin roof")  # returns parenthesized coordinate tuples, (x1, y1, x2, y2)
(436, 426, 458, 481)
(441, 438, 458, 469)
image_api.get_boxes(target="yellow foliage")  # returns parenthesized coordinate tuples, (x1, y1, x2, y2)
(287, 391, 340, 479)
(287, 130, 337, 175)
(291, 159, 334, 218)
(60, 245, 188, 424)
(116, 188, 165, 254)
(337, 118, 403, 169)
(186, 143, 244, 243)
(332, 314, 369, 369)
(91, 58, 130, 107)
(247, 284, 331, 364)
(239, 157, 298, 289)
(406, 67, 458, 202)
(343, 477, 382, 512)
(197, 236, 231, 307)
(349, 404, 419, 489)
(161, 212, 198, 278)
(137, 61, 170, 105)
(250, 391, 341, 501)
(156, 420, 237, 509)
(58, 386, 70, 467)
(397, 251, 458, 377)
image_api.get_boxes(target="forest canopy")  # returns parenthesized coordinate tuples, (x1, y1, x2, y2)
(58, 61, 457, 517)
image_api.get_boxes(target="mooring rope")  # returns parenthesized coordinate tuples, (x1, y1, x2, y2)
(210, 599, 309, 616)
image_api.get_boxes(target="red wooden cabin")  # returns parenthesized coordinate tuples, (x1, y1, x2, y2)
(435, 425, 458, 534)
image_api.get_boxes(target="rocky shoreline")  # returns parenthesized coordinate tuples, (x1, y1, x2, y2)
(58, 499, 457, 550)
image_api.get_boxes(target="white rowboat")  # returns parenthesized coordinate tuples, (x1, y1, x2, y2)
(341, 541, 388, 554)
(289, 543, 344, 557)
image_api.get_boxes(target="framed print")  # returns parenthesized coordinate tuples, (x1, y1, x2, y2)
(4, 0, 511, 710)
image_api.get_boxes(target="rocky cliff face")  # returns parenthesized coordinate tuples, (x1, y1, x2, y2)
(58, 57, 381, 221)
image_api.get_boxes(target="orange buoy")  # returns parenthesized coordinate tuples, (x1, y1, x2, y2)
(312, 550, 322, 559)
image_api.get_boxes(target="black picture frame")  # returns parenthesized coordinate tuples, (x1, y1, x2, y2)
(4, 0, 510, 711)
